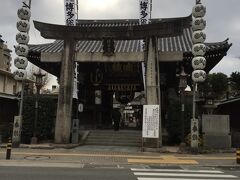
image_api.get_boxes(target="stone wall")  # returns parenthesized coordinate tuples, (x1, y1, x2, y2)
(202, 114, 231, 149)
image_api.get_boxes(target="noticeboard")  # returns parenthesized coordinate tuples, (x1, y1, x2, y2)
(142, 105, 159, 138)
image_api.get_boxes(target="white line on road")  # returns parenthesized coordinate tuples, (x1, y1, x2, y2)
(131, 168, 224, 173)
(134, 172, 237, 178)
(137, 178, 236, 180)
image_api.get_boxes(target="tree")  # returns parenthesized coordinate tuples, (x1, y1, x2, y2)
(200, 73, 228, 99)
(229, 71, 240, 96)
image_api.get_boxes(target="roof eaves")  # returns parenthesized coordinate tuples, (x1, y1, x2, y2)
(0, 92, 20, 100)
(217, 97, 240, 106)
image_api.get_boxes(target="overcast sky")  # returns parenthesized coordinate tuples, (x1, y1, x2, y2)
(0, 0, 240, 87)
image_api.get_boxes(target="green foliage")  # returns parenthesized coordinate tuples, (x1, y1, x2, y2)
(201, 73, 228, 99)
(229, 71, 240, 96)
(21, 95, 57, 143)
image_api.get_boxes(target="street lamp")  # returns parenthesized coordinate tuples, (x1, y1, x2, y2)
(177, 66, 188, 144)
(31, 69, 45, 144)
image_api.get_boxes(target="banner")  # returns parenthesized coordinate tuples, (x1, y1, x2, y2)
(64, 0, 76, 26)
(139, 0, 150, 91)
(142, 105, 159, 138)
(12, 116, 22, 144)
(72, 62, 78, 99)
(139, 0, 150, 25)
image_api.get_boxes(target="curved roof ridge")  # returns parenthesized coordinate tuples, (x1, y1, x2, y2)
(76, 14, 192, 26)
(29, 40, 59, 47)
(205, 38, 231, 46)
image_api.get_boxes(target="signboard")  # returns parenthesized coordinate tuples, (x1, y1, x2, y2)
(139, 0, 150, 25)
(139, 0, 150, 90)
(191, 118, 199, 148)
(64, 0, 76, 26)
(142, 105, 159, 138)
(12, 116, 22, 144)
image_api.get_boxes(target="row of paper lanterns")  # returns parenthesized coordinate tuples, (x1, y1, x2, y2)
(14, 5, 31, 80)
(191, 1, 207, 82)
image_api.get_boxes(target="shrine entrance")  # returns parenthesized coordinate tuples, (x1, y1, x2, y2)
(76, 62, 143, 130)
(28, 15, 231, 145)
(33, 18, 187, 144)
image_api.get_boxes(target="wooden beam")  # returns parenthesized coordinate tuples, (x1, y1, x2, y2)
(33, 20, 183, 40)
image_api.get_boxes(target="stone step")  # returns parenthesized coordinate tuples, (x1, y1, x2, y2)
(88, 134, 141, 137)
(87, 136, 141, 140)
(87, 138, 142, 143)
(89, 130, 141, 135)
(85, 130, 142, 147)
(85, 141, 141, 147)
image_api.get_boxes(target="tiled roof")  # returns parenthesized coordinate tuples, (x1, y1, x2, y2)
(29, 16, 231, 54)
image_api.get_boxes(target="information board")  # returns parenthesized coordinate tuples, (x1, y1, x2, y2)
(142, 105, 159, 138)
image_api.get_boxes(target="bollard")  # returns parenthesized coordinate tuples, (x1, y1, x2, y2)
(237, 149, 240, 164)
(6, 137, 12, 160)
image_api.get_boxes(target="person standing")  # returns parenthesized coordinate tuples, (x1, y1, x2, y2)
(111, 108, 121, 131)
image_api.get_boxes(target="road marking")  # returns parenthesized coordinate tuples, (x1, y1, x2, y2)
(131, 168, 223, 173)
(128, 158, 198, 164)
(131, 168, 238, 180)
(137, 178, 235, 180)
(128, 155, 198, 164)
(0, 151, 235, 160)
(134, 172, 237, 178)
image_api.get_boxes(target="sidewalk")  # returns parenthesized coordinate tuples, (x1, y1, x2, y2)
(0, 144, 239, 168)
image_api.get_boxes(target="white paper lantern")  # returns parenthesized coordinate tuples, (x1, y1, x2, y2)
(192, 4, 206, 18)
(192, 30, 206, 44)
(192, 17, 206, 31)
(192, 56, 206, 70)
(16, 32, 29, 44)
(192, 43, 206, 56)
(13, 69, 27, 81)
(15, 44, 29, 57)
(17, 7, 31, 20)
(17, 20, 30, 32)
(14, 56, 28, 69)
(192, 70, 206, 82)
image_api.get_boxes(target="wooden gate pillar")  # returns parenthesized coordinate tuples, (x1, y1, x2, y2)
(145, 36, 162, 147)
(55, 39, 76, 143)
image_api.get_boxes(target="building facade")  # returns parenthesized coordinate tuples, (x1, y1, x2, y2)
(27, 15, 231, 144)
(0, 35, 22, 141)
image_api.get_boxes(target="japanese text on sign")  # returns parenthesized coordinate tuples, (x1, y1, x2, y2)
(12, 116, 22, 142)
(64, 0, 76, 26)
(191, 118, 199, 147)
(139, 0, 150, 25)
(142, 105, 159, 138)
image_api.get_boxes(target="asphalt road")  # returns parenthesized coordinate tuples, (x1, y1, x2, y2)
(0, 166, 240, 180)
(0, 166, 136, 180)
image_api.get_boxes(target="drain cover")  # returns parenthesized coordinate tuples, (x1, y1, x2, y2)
(24, 155, 50, 160)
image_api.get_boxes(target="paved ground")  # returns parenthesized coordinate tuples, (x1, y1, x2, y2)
(0, 144, 239, 168)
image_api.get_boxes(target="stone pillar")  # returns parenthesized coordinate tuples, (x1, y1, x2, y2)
(145, 36, 162, 146)
(55, 39, 75, 144)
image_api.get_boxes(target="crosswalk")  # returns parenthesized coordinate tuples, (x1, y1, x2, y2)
(131, 168, 238, 180)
